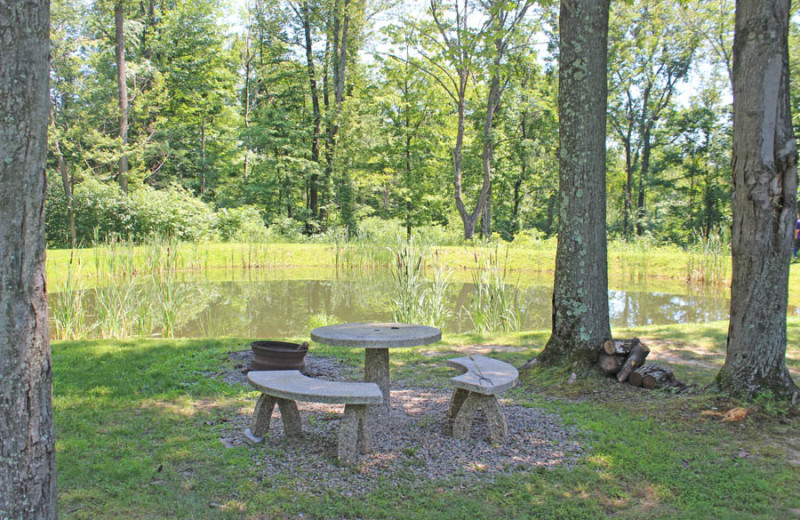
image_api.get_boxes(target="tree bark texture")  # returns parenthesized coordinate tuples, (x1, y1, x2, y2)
(540, 0, 611, 367)
(0, 1, 57, 518)
(115, 1, 129, 193)
(717, 0, 799, 398)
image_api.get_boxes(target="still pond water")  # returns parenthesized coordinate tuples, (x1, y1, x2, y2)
(50, 268, 760, 339)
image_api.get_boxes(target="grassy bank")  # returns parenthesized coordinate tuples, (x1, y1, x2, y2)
(45, 239, 729, 285)
(54, 320, 800, 519)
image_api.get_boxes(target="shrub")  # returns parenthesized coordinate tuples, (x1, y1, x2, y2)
(129, 184, 216, 241)
(215, 206, 266, 241)
(46, 178, 219, 246)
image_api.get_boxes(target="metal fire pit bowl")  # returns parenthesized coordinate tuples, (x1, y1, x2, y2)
(249, 341, 309, 372)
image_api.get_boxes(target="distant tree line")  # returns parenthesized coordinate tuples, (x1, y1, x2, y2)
(46, 0, 762, 247)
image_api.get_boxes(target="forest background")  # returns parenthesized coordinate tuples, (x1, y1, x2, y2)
(47, 0, 769, 248)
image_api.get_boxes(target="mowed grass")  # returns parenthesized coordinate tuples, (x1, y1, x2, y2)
(54, 319, 800, 519)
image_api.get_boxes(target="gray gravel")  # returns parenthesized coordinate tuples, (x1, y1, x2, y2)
(219, 351, 585, 495)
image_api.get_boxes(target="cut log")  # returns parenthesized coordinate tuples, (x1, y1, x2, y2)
(633, 364, 675, 389)
(603, 338, 641, 356)
(629, 368, 645, 387)
(598, 353, 625, 375)
(616, 342, 650, 383)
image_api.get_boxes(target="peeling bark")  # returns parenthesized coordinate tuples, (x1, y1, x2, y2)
(717, 0, 798, 398)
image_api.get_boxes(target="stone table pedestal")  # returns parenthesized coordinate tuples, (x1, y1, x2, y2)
(311, 322, 442, 412)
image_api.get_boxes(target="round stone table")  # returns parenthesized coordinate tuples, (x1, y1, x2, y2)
(311, 322, 442, 410)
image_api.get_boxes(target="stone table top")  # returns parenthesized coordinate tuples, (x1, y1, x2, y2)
(310, 322, 442, 349)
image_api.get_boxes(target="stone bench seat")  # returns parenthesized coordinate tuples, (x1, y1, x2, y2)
(445, 355, 519, 443)
(245, 370, 383, 463)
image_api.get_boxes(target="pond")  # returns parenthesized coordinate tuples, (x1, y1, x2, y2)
(48, 267, 758, 340)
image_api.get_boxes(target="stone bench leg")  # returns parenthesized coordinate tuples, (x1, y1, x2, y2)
(337, 404, 371, 464)
(245, 394, 302, 443)
(449, 391, 508, 444)
(444, 388, 470, 435)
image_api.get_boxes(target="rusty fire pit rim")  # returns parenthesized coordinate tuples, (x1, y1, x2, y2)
(250, 340, 309, 352)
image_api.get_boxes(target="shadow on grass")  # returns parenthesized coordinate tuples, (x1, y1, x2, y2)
(52, 327, 800, 520)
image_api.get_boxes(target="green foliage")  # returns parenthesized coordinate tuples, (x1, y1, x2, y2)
(46, 179, 218, 246)
(130, 185, 217, 241)
(214, 206, 265, 241)
(46, 0, 742, 249)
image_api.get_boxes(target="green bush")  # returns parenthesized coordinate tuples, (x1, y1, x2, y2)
(46, 176, 137, 247)
(46, 178, 219, 246)
(130, 184, 216, 241)
(214, 205, 266, 241)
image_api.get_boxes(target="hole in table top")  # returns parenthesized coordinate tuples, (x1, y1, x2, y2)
(391, 327, 399, 329)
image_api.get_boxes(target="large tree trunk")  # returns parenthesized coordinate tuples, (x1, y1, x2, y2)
(115, 1, 129, 193)
(717, 0, 798, 398)
(539, 0, 611, 368)
(0, 1, 57, 518)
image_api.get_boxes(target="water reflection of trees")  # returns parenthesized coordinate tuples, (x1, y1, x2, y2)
(176, 277, 395, 338)
(607, 290, 729, 328)
(51, 272, 741, 339)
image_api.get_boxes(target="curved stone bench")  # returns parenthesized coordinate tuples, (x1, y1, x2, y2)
(445, 355, 519, 443)
(245, 370, 383, 464)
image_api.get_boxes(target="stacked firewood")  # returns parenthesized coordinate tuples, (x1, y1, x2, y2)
(598, 338, 677, 389)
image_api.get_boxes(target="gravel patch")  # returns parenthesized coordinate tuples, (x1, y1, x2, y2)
(219, 350, 585, 495)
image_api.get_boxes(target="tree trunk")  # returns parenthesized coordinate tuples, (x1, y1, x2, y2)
(51, 112, 77, 248)
(539, 0, 611, 368)
(481, 183, 492, 238)
(636, 124, 651, 236)
(0, 1, 57, 517)
(480, 73, 502, 239)
(115, 1, 129, 193)
(717, 0, 799, 398)
(451, 89, 480, 240)
(328, 0, 356, 236)
(200, 118, 206, 196)
(243, 23, 252, 181)
(623, 130, 634, 239)
(301, 0, 322, 228)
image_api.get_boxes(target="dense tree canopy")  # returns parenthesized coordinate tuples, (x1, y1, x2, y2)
(45, 0, 757, 247)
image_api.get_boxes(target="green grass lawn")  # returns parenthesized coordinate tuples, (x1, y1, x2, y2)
(54, 319, 800, 519)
